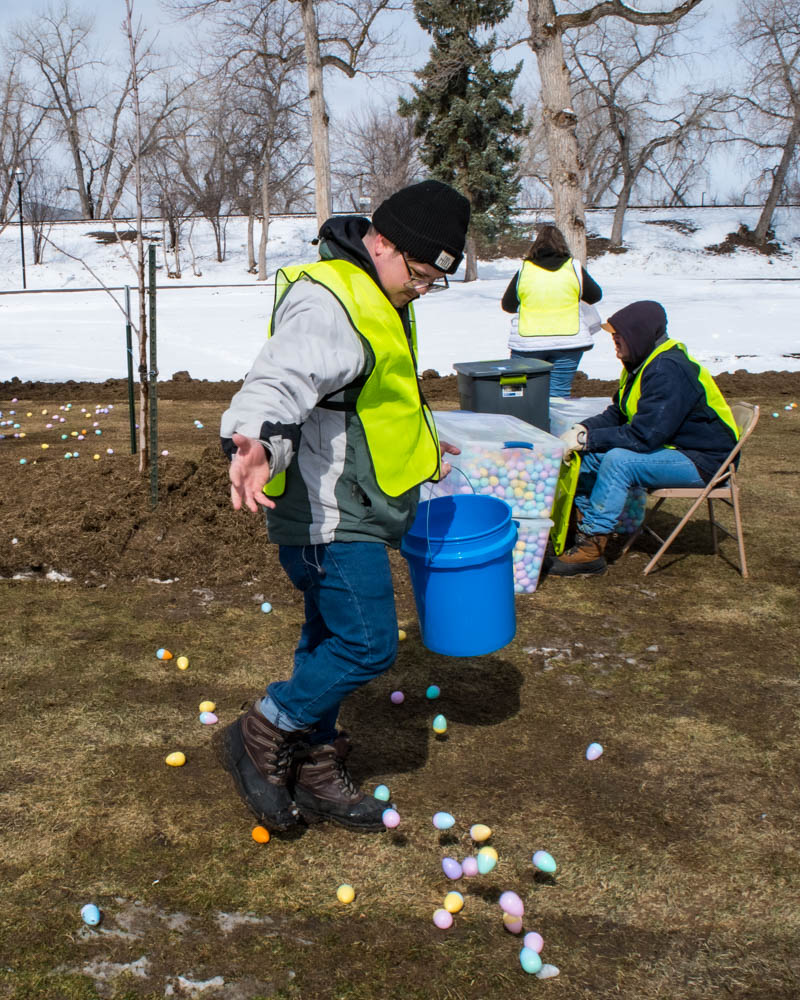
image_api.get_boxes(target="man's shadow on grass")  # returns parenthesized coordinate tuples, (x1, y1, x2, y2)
(340, 653, 523, 781)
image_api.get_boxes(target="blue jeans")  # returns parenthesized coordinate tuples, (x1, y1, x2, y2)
(511, 347, 584, 397)
(258, 542, 398, 744)
(575, 448, 705, 535)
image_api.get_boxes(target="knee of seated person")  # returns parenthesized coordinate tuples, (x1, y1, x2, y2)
(599, 447, 634, 473)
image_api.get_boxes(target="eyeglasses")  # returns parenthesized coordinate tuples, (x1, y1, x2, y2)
(401, 252, 449, 293)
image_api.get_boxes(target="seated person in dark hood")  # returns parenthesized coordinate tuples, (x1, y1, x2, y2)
(547, 300, 740, 577)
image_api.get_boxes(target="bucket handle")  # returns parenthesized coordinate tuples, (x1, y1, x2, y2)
(421, 465, 476, 563)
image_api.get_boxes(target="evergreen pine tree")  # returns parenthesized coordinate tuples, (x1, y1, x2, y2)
(399, 0, 527, 280)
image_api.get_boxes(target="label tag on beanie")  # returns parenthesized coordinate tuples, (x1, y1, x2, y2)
(434, 250, 455, 270)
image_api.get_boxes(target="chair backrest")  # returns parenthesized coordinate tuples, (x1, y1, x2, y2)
(707, 401, 759, 489)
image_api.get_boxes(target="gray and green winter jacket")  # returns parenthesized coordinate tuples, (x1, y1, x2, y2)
(220, 216, 429, 548)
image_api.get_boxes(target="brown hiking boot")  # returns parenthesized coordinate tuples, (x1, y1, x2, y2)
(217, 706, 310, 831)
(292, 734, 388, 832)
(547, 531, 608, 577)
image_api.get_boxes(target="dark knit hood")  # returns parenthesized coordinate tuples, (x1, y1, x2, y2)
(316, 215, 377, 280)
(606, 300, 669, 371)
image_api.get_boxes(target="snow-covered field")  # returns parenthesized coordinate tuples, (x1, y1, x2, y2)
(1, 206, 798, 383)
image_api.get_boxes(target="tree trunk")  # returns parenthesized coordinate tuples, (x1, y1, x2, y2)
(247, 207, 256, 274)
(299, 0, 332, 229)
(754, 112, 800, 244)
(463, 232, 478, 282)
(610, 176, 634, 247)
(528, 0, 586, 263)
(258, 157, 271, 281)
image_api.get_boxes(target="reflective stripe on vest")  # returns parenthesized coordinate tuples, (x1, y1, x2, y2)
(517, 259, 581, 337)
(619, 340, 739, 441)
(265, 260, 441, 499)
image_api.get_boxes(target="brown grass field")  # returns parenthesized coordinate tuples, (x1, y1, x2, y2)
(1, 371, 799, 1000)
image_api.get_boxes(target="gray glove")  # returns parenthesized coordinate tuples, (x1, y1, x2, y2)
(559, 423, 587, 460)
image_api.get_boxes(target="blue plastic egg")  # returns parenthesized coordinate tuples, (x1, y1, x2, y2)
(426, 685, 441, 700)
(432, 714, 447, 734)
(260, 601, 272, 613)
(520, 946, 543, 974)
(532, 849, 557, 874)
(199, 711, 218, 725)
(373, 784, 391, 801)
(81, 903, 101, 926)
(432, 811, 455, 830)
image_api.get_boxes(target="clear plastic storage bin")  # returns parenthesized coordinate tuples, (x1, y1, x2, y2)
(513, 517, 552, 594)
(430, 411, 565, 520)
(548, 397, 613, 439)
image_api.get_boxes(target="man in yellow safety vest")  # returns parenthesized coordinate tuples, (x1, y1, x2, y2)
(547, 300, 738, 577)
(218, 181, 470, 833)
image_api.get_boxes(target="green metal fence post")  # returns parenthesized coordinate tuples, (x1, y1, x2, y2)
(148, 245, 158, 507)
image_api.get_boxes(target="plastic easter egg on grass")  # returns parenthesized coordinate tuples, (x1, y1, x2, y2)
(425, 685, 440, 700)
(81, 903, 102, 927)
(199, 712, 218, 725)
(198, 700, 216, 713)
(432, 714, 447, 734)
(442, 857, 463, 880)
(499, 891, 524, 917)
(156, 648, 173, 661)
(520, 946, 543, 974)
(443, 891, 464, 914)
(503, 912, 523, 934)
(433, 811, 455, 830)
(165, 751, 186, 767)
(177, 655, 189, 670)
(390, 690, 405, 705)
(398, 628, 407, 641)
(536, 964, 560, 979)
(373, 784, 391, 801)
(433, 908, 453, 929)
(251, 825, 270, 843)
(586, 741, 603, 761)
(524, 931, 544, 953)
(462, 856, 479, 877)
(532, 850, 557, 874)
(337, 884, 355, 904)
(477, 846, 498, 874)
(469, 823, 492, 842)
(261, 601, 272, 613)
(382, 808, 400, 829)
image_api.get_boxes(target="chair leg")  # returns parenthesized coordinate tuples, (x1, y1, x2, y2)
(643, 491, 712, 576)
(729, 482, 748, 578)
(708, 498, 718, 554)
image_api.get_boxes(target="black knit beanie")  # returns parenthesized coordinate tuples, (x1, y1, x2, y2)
(371, 180, 471, 274)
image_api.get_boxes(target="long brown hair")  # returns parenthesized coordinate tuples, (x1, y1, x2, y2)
(525, 224, 570, 262)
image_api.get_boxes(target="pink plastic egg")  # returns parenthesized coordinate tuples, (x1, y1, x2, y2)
(382, 808, 400, 829)
(524, 931, 544, 953)
(499, 890, 524, 917)
(433, 908, 453, 929)
(462, 856, 478, 877)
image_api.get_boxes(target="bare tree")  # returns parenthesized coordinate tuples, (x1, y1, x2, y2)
(23, 163, 68, 264)
(0, 53, 50, 228)
(729, 0, 800, 242)
(522, 0, 705, 262)
(332, 102, 420, 212)
(566, 17, 724, 245)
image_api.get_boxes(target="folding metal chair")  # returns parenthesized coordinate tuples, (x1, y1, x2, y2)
(621, 402, 760, 577)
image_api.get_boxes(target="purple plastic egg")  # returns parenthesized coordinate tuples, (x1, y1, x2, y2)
(524, 931, 544, 953)
(461, 856, 479, 877)
(382, 808, 400, 829)
(441, 857, 463, 880)
(390, 691, 405, 704)
(433, 908, 453, 929)
(499, 890, 524, 917)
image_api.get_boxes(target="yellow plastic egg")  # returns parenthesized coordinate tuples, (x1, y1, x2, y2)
(444, 891, 464, 914)
(398, 629, 407, 641)
(93, 454, 100, 460)
(41, 443, 49, 450)
(470, 823, 492, 842)
(177, 655, 189, 670)
(251, 825, 270, 843)
(336, 884, 355, 904)
(199, 700, 216, 713)
(503, 911, 523, 933)
(165, 751, 186, 767)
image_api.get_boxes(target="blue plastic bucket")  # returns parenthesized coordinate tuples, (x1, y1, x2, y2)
(400, 494, 517, 657)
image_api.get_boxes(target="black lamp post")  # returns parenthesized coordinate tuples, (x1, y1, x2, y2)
(14, 167, 26, 290)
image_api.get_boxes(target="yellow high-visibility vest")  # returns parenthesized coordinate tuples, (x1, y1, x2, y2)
(620, 339, 739, 440)
(517, 259, 581, 336)
(265, 260, 441, 498)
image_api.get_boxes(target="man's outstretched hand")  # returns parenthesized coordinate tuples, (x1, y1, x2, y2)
(229, 432, 276, 512)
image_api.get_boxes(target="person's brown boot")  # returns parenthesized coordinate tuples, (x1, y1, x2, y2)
(292, 734, 388, 832)
(547, 531, 608, 577)
(217, 706, 310, 831)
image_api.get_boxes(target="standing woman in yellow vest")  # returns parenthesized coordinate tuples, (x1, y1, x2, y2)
(218, 181, 471, 833)
(502, 225, 603, 396)
(547, 300, 739, 577)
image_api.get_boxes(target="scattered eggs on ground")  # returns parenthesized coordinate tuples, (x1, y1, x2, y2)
(156, 648, 173, 660)
(177, 655, 189, 670)
(390, 690, 405, 704)
(532, 850, 557, 874)
(585, 741, 604, 760)
(199, 712, 218, 725)
(477, 846, 498, 874)
(432, 714, 447, 734)
(433, 908, 453, 929)
(441, 857, 463, 880)
(425, 684, 440, 699)
(432, 811, 455, 830)
(260, 601, 272, 613)
(503, 912, 524, 934)
(251, 826, 270, 843)
(80, 903, 102, 927)
(499, 890, 524, 917)
(443, 891, 464, 914)
(165, 751, 186, 767)
(461, 856, 479, 877)
(373, 784, 391, 801)
(381, 808, 400, 829)
(524, 931, 544, 953)
(198, 700, 216, 713)
(469, 823, 491, 842)
(398, 628, 407, 641)
(519, 946, 543, 974)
